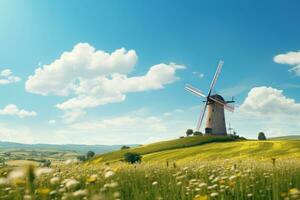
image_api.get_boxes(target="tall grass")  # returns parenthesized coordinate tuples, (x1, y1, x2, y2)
(0, 159, 300, 199)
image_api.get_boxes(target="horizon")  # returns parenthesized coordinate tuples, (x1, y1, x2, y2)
(0, 0, 300, 145)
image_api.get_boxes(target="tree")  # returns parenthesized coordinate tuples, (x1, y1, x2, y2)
(124, 152, 142, 164)
(186, 129, 193, 137)
(121, 145, 130, 150)
(193, 131, 203, 136)
(86, 151, 95, 159)
(258, 132, 267, 140)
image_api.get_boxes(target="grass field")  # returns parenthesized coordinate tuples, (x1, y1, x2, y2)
(1, 136, 300, 199)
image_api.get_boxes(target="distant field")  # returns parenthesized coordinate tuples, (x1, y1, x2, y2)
(5, 160, 40, 167)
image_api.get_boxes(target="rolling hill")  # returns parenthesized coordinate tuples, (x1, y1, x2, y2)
(0, 141, 138, 153)
(90, 135, 300, 165)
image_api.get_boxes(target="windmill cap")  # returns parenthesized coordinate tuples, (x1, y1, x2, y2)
(210, 94, 225, 101)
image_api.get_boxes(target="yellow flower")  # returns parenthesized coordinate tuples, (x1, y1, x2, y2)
(86, 177, 97, 184)
(194, 195, 208, 200)
(37, 188, 50, 196)
(289, 188, 300, 195)
(219, 179, 225, 184)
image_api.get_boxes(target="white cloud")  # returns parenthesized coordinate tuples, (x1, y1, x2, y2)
(239, 86, 300, 116)
(274, 51, 300, 75)
(26, 43, 185, 122)
(0, 104, 37, 118)
(56, 63, 184, 110)
(26, 43, 138, 96)
(225, 86, 300, 139)
(62, 109, 86, 123)
(0, 69, 21, 85)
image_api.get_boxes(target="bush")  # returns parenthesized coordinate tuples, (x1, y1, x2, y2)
(121, 145, 130, 150)
(124, 152, 142, 164)
(186, 129, 193, 137)
(193, 131, 203, 136)
(87, 151, 95, 159)
(77, 155, 86, 162)
(258, 132, 267, 140)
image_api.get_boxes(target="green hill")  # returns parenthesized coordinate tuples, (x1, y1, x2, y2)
(270, 135, 300, 140)
(90, 136, 300, 165)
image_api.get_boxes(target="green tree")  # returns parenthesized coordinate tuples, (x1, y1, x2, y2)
(186, 129, 193, 137)
(193, 131, 203, 136)
(87, 151, 95, 159)
(258, 132, 267, 140)
(124, 152, 142, 164)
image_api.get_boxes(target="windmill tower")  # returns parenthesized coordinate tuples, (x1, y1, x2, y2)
(185, 60, 235, 135)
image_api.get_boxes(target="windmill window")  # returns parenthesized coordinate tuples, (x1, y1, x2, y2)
(212, 109, 214, 112)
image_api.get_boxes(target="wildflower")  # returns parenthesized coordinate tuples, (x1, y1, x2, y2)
(110, 181, 119, 188)
(199, 182, 207, 188)
(210, 192, 219, 197)
(24, 195, 32, 200)
(49, 190, 57, 196)
(194, 195, 208, 200)
(247, 193, 253, 197)
(86, 174, 98, 183)
(50, 177, 60, 185)
(73, 189, 88, 197)
(65, 179, 79, 190)
(104, 171, 115, 179)
(289, 188, 300, 195)
(35, 168, 54, 177)
(229, 175, 236, 181)
(152, 181, 158, 186)
(113, 192, 120, 198)
(37, 188, 50, 196)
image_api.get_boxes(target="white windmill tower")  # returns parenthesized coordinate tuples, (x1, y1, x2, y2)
(185, 60, 235, 135)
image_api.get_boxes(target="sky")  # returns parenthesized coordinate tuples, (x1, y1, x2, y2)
(0, 0, 300, 144)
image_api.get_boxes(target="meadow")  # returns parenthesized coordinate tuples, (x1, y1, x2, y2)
(1, 136, 300, 199)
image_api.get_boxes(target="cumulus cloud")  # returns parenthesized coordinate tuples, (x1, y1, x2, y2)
(0, 69, 21, 85)
(26, 43, 185, 122)
(223, 86, 300, 138)
(26, 43, 138, 96)
(239, 86, 300, 116)
(0, 104, 37, 118)
(274, 51, 300, 75)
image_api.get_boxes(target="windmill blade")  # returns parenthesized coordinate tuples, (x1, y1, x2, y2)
(196, 102, 208, 131)
(208, 60, 224, 96)
(208, 96, 234, 112)
(185, 84, 207, 98)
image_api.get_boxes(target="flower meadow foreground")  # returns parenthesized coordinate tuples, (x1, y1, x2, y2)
(0, 159, 300, 200)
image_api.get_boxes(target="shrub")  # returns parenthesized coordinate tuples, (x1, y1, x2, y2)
(121, 145, 130, 150)
(87, 151, 95, 159)
(124, 152, 142, 164)
(193, 131, 203, 136)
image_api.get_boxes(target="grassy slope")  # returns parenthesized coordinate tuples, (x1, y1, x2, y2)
(270, 135, 300, 140)
(90, 136, 240, 164)
(90, 136, 300, 165)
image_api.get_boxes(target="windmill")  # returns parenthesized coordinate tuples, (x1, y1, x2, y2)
(185, 60, 234, 135)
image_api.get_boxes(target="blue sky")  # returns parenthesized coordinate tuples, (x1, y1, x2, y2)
(0, 0, 300, 144)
